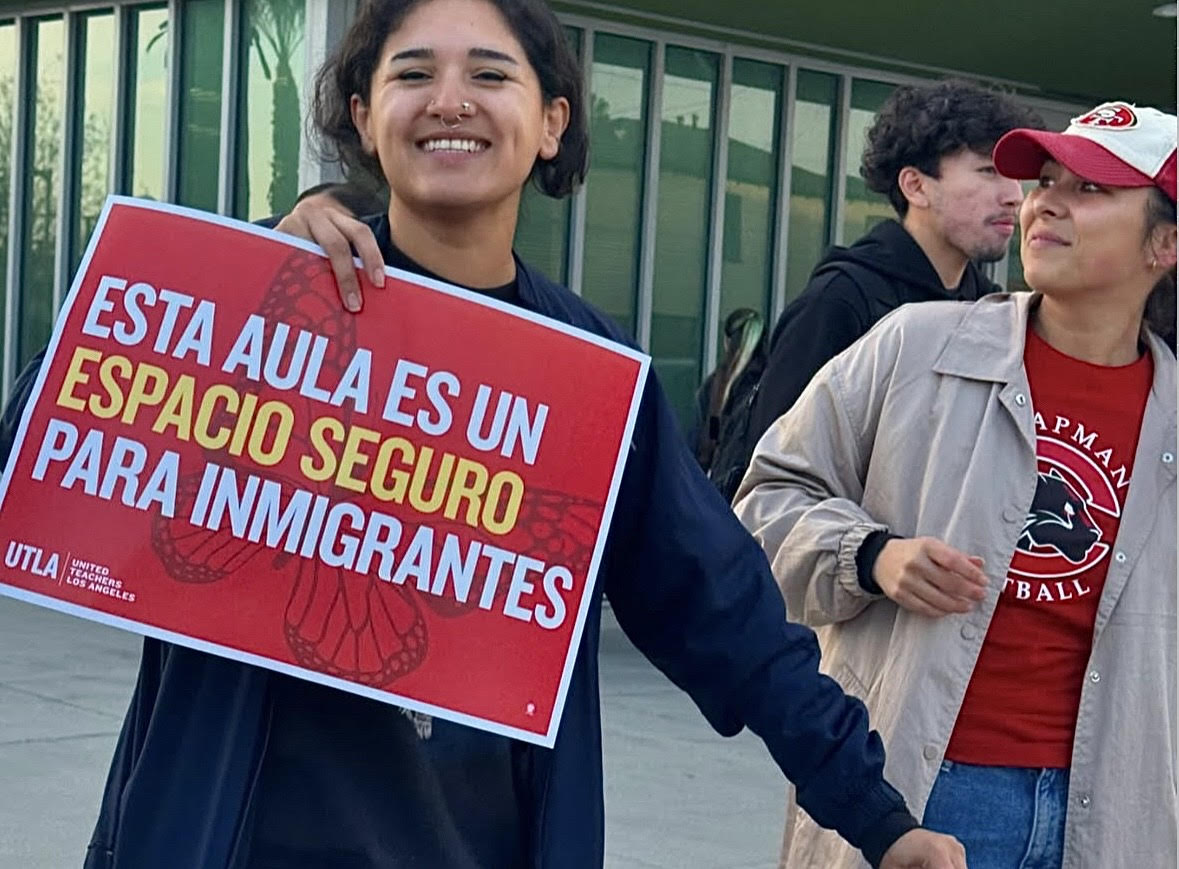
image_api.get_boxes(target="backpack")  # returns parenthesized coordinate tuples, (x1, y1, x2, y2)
(703, 353, 766, 500)
(706, 261, 898, 503)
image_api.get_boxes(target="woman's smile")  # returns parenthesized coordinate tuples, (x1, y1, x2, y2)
(417, 136, 491, 155)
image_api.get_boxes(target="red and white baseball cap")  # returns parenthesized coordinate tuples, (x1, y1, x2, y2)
(993, 101, 1177, 202)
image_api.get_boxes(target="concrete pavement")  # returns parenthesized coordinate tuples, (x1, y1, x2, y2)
(0, 596, 784, 868)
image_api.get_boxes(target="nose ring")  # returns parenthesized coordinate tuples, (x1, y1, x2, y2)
(431, 99, 474, 129)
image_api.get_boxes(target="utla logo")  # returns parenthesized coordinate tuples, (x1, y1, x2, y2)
(1073, 103, 1137, 129)
(4, 540, 60, 579)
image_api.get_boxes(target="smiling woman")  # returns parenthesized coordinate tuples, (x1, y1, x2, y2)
(296, 0, 587, 303)
(69, 2, 975, 868)
(315, 0, 585, 212)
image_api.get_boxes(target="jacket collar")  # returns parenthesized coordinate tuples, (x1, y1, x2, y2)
(933, 293, 1177, 470)
(931, 292, 1035, 384)
(933, 292, 1177, 398)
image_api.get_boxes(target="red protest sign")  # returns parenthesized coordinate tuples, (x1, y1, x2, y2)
(0, 197, 648, 746)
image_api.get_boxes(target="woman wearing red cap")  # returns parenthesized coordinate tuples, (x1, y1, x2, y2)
(734, 101, 1176, 869)
(0, 1, 966, 867)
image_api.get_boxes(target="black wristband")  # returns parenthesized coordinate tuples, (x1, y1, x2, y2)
(860, 808, 922, 868)
(856, 531, 900, 595)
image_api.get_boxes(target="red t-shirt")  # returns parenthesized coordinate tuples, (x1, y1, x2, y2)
(945, 327, 1153, 769)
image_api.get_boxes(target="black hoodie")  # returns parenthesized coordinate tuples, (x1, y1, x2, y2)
(704, 218, 1000, 503)
(748, 218, 1000, 442)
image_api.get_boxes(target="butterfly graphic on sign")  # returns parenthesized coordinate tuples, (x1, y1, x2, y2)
(149, 250, 602, 688)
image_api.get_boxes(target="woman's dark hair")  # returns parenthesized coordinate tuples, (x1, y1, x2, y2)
(312, 0, 588, 198)
(1143, 187, 1177, 352)
(861, 79, 1044, 216)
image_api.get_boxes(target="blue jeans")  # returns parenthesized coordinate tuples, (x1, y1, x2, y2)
(921, 760, 1069, 869)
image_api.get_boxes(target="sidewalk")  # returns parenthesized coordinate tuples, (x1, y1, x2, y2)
(0, 596, 782, 868)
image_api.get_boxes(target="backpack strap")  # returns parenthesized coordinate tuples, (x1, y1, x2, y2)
(808, 260, 903, 325)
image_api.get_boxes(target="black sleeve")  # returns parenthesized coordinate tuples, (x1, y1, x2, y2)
(747, 275, 870, 443)
(0, 349, 47, 470)
(855, 531, 901, 594)
(605, 373, 918, 866)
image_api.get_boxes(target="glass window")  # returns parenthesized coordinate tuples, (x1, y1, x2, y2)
(784, 70, 838, 304)
(718, 58, 782, 363)
(19, 17, 65, 370)
(841, 78, 895, 244)
(513, 27, 580, 283)
(581, 33, 650, 338)
(1005, 234, 1027, 292)
(514, 179, 571, 284)
(71, 12, 116, 273)
(650, 46, 718, 429)
(1005, 179, 1037, 293)
(0, 20, 17, 366)
(177, 0, 225, 212)
(784, 70, 838, 305)
(235, 0, 306, 220)
(126, 5, 169, 201)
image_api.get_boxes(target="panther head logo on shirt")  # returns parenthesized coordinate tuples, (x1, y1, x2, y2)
(1018, 468, 1102, 564)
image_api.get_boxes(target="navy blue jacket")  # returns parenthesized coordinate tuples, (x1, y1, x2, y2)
(1, 255, 916, 868)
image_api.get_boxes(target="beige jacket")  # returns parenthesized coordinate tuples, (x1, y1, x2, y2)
(734, 294, 1176, 869)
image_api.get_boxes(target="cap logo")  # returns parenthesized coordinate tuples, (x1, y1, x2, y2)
(1072, 103, 1138, 130)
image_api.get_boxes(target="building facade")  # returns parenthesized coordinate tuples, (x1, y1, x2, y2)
(0, 0, 1154, 424)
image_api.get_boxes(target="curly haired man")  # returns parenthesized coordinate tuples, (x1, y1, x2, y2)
(708, 80, 1043, 499)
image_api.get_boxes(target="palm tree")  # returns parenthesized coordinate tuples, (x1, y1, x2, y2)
(246, 0, 304, 215)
